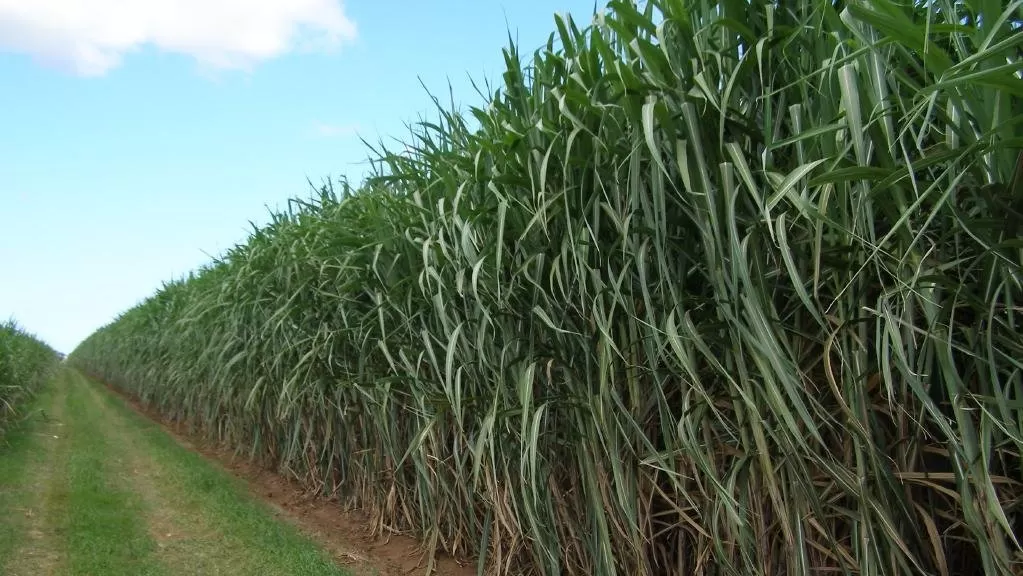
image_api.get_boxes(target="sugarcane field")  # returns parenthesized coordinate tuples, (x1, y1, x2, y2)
(1, 0, 1022, 575)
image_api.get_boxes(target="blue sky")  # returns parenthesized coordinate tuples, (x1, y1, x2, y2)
(0, 0, 597, 353)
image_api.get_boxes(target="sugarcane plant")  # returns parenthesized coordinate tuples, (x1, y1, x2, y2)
(70, 0, 1023, 574)
(0, 320, 60, 437)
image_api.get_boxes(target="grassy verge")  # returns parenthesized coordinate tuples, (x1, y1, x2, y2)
(1, 369, 349, 575)
(78, 371, 347, 576)
(60, 369, 164, 576)
(0, 384, 53, 569)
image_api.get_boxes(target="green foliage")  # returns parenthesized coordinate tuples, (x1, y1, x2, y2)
(0, 320, 59, 436)
(70, 0, 1023, 574)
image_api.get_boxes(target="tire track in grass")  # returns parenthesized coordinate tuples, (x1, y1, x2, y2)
(74, 371, 348, 576)
(0, 370, 67, 576)
(60, 369, 165, 576)
(75, 371, 255, 575)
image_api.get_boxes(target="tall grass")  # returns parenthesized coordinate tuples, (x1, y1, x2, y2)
(0, 320, 59, 436)
(70, 0, 1023, 574)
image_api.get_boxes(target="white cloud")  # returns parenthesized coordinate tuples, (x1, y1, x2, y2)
(0, 0, 357, 76)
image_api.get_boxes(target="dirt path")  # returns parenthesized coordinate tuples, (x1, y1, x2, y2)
(99, 377, 476, 576)
(76, 372, 257, 575)
(1, 369, 475, 576)
(0, 369, 349, 576)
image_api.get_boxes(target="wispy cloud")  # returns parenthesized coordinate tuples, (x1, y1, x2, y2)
(0, 0, 357, 76)
(312, 122, 360, 138)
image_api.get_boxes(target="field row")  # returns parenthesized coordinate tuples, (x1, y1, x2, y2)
(0, 369, 352, 576)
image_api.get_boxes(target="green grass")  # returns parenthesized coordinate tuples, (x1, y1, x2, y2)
(0, 369, 349, 575)
(59, 370, 165, 576)
(68, 0, 1023, 574)
(84, 373, 348, 576)
(0, 386, 53, 569)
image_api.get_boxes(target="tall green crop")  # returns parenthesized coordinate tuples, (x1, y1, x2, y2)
(71, 0, 1023, 574)
(0, 320, 59, 436)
